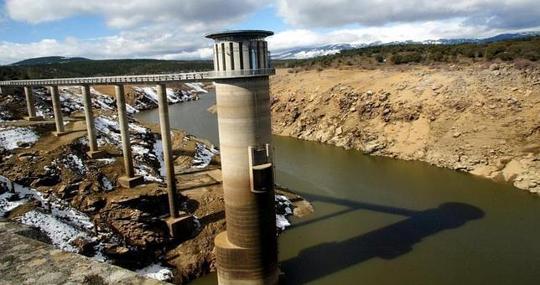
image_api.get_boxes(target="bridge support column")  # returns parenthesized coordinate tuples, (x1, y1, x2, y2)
(207, 30, 278, 285)
(156, 83, 188, 237)
(82, 85, 105, 159)
(115, 84, 143, 188)
(23, 86, 42, 121)
(49, 86, 66, 136)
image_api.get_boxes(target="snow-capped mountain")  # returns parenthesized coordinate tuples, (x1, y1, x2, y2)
(272, 31, 540, 60)
(272, 44, 361, 60)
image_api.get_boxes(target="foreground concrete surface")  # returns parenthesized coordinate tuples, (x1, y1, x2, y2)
(0, 220, 171, 285)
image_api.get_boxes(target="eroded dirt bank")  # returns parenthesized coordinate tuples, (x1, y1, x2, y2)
(270, 64, 540, 194)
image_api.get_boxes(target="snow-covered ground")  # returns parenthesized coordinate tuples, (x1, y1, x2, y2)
(18, 210, 91, 252)
(31, 87, 137, 117)
(60, 153, 87, 176)
(0, 176, 96, 253)
(135, 263, 174, 282)
(94, 114, 163, 182)
(0, 107, 15, 122)
(0, 127, 39, 150)
(275, 195, 294, 231)
(131, 85, 204, 110)
(192, 143, 219, 169)
(0, 191, 28, 217)
(185, 83, 208, 94)
(153, 139, 165, 176)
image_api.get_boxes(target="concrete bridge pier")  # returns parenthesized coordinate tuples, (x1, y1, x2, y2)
(155, 83, 191, 237)
(115, 84, 143, 188)
(23, 86, 43, 121)
(49, 86, 66, 136)
(207, 30, 279, 285)
(81, 85, 105, 159)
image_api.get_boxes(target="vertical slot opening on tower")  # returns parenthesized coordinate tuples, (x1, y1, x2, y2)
(248, 144, 273, 193)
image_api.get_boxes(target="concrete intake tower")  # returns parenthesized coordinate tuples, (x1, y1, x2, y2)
(206, 30, 278, 285)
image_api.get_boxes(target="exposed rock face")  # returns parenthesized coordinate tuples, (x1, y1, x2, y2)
(270, 64, 540, 194)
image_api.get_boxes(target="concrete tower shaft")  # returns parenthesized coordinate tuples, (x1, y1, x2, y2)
(215, 78, 275, 247)
(207, 30, 279, 285)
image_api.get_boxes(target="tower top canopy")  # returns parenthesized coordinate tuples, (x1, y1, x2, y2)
(205, 30, 274, 41)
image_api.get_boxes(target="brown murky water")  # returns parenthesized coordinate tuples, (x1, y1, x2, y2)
(137, 92, 540, 285)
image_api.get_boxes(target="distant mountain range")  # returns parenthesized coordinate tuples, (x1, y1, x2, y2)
(9, 31, 540, 65)
(11, 56, 92, 66)
(272, 31, 540, 60)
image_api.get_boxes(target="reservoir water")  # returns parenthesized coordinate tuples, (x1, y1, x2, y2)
(136, 91, 540, 285)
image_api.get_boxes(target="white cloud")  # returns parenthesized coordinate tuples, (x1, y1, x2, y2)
(0, 32, 212, 64)
(5, 0, 266, 29)
(277, 0, 540, 29)
(0, 0, 268, 64)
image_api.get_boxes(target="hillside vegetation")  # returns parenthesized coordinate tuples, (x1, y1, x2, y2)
(0, 59, 213, 81)
(276, 36, 540, 70)
(11, 56, 91, 66)
(2, 36, 539, 81)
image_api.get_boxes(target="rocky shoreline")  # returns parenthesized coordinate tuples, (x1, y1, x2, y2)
(270, 64, 540, 195)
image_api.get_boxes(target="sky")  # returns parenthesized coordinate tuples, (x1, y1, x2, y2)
(0, 0, 539, 64)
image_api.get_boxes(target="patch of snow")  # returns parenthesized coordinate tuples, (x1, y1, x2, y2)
(129, 122, 148, 134)
(0, 127, 39, 150)
(275, 215, 291, 231)
(154, 139, 165, 177)
(185, 82, 208, 93)
(0, 175, 94, 231)
(1, 176, 96, 252)
(0, 108, 14, 121)
(95, 115, 162, 181)
(101, 176, 113, 191)
(139, 87, 159, 103)
(275, 195, 294, 231)
(192, 143, 219, 169)
(125, 103, 139, 114)
(0, 192, 28, 218)
(132, 145, 150, 156)
(96, 158, 116, 164)
(136, 263, 174, 282)
(136, 164, 162, 183)
(95, 116, 121, 145)
(165, 88, 181, 103)
(58, 87, 84, 113)
(131, 86, 199, 110)
(45, 196, 95, 232)
(60, 154, 87, 175)
(88, 87, 137, 114)
(18, 210, 90, 252)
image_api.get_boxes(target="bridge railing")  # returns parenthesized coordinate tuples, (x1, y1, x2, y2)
(0, 68, 275, 87)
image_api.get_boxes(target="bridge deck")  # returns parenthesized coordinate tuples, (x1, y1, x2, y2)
(0, 69, 275, 87)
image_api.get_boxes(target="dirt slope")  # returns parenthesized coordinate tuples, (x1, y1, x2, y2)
(270, 64, 540, 194)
